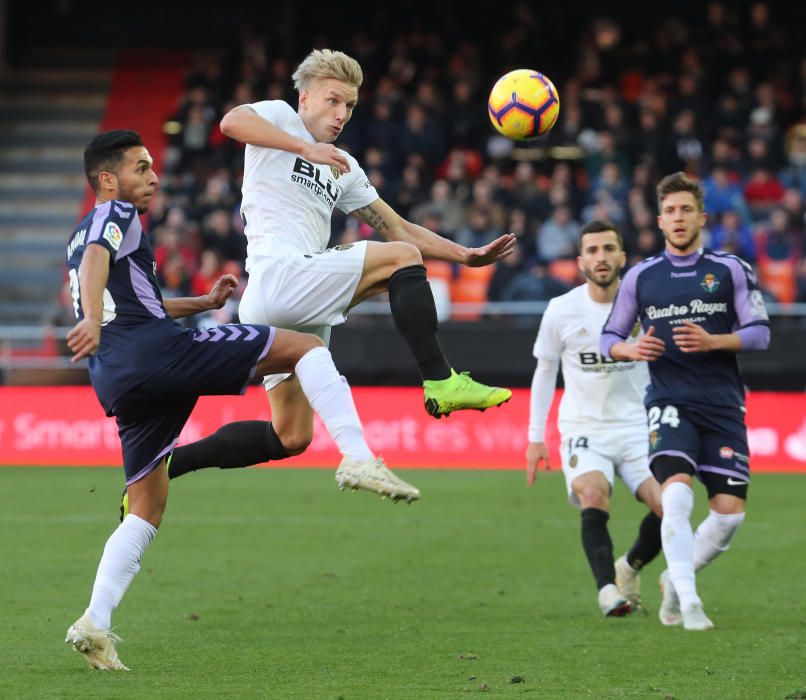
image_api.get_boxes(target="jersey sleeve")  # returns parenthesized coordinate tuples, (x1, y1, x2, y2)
(601, 265, 641, 358)
(532, 301, 562, 361)
(248, 100, 297, 130)
(336, 154, 379, 213)
(85, 200, 141, 264)
(729, 256, 770, 329)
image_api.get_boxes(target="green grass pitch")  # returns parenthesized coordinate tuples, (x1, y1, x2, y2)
(1, 467, 804, 699)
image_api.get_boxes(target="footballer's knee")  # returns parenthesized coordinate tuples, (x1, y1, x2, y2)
(261, 329, 325, 374)
(390, 241, 423, 269)
(576, 486, 610, 511)
(273, 425, 313, 456)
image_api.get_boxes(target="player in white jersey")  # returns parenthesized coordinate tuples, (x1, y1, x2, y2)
(220, 49, 513, 499)
(526, 220, 663, 616)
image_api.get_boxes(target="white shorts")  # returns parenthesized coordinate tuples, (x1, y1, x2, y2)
(559, 426, 652, 508)
(238, 241, 367, 390)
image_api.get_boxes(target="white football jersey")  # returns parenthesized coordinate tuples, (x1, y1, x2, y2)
(240, 100, 379, 271)
(533, 284, 648, 432)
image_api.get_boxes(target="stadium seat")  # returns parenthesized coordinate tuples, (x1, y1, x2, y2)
(756, 257, 796, 304)
(548, 259, 581, 286)
(424, 259, 454, 283)
(450, 265, 494, 320)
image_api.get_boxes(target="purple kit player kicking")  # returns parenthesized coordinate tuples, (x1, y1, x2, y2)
(64, 130, 418, 671)
(601, 172, 770, 631)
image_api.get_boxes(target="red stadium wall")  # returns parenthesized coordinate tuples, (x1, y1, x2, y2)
(1, 387, 805, 472)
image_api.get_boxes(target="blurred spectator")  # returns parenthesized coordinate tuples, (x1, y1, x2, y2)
(536, 206, 579, 262)
(702, 165, 751, 222)
(487, 241, 527, 302)
(744, 167, 786, 221)
(191, 250, 224, 297)
(780, 123, 806, 198)
(708, 210, 756, 262)
(455, 205, 499, 249)
(499, 262, 570, 302)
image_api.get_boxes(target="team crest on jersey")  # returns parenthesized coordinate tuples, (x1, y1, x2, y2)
(569, 454, 578, 468)
(329, 166, 341, 180)
(649, 431, 661, 451)
(719, 446, 734, 460)
(630, 321, 641, 338)
(103, 222, 123, 250)
(700, 273, 719, 293)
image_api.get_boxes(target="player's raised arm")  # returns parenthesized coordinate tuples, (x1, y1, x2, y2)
(351, 197, 515, 266)
(67, 244, 110, 363)
(220, 105, 350, 174)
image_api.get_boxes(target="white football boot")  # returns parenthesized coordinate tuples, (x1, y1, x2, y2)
(614, 555, 642, 611)
(682, 601, 714, 631)
(335, 456, 421, 503)
(658, 570, 683, 626)
(65, 612, 129, 670)
(598, 583, 632, 617)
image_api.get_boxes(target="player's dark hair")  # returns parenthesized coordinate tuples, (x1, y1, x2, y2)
(656, 171, 705, 212)
(84, 130, 144, 194)
(579, 219, 623, 250)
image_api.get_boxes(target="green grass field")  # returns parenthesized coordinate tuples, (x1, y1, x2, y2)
(1, 467, 804, 699)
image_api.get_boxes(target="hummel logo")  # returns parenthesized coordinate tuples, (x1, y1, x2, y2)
(726, 477, 748, 486)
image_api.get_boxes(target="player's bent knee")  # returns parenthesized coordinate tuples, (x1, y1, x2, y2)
(381, 241, 422, 271)
(275, 429, 312, 456)
(576, 486, 610, 510)
(260, 330, 324, 374)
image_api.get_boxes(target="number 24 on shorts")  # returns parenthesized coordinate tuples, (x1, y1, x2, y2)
(648, 405, 680, 432)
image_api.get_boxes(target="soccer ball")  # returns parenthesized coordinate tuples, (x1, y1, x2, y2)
(487, 69, 560, 141)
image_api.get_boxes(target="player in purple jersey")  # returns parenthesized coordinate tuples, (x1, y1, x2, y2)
(65, 130, 418, 672)
(601, 172, 770, 631)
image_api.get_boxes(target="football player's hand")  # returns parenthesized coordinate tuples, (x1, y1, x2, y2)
(526, 441, 550, 486)
(464, 233, 517, 267)
(673, 320, 714, 353)
(301, 142, 351, 174)
(205, 274, 238, 309)
(67, 318, 101, 363)
(632, 325, 665, 360)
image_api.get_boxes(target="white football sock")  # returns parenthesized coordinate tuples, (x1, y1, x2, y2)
(87, 514, 157, 630)
(694, 510, 745, 571)
(661, 482, 700, 610)
(295, 346, 373, 462)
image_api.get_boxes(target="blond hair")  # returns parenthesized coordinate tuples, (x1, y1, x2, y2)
(292, 49, 363, 92)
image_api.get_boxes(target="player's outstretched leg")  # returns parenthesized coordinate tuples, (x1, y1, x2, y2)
(387, 264, 511, 418)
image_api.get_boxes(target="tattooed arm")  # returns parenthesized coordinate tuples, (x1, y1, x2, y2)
(351, 198, 515, 266)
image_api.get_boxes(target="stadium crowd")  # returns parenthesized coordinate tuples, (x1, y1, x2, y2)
(113, 2, 806, 325)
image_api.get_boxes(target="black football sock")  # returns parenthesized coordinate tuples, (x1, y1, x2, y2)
(167, 421, 288, 479)
(388, 264, 451, 381)
(581, 508, 616, 590)
(626, 511, 663, 571)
